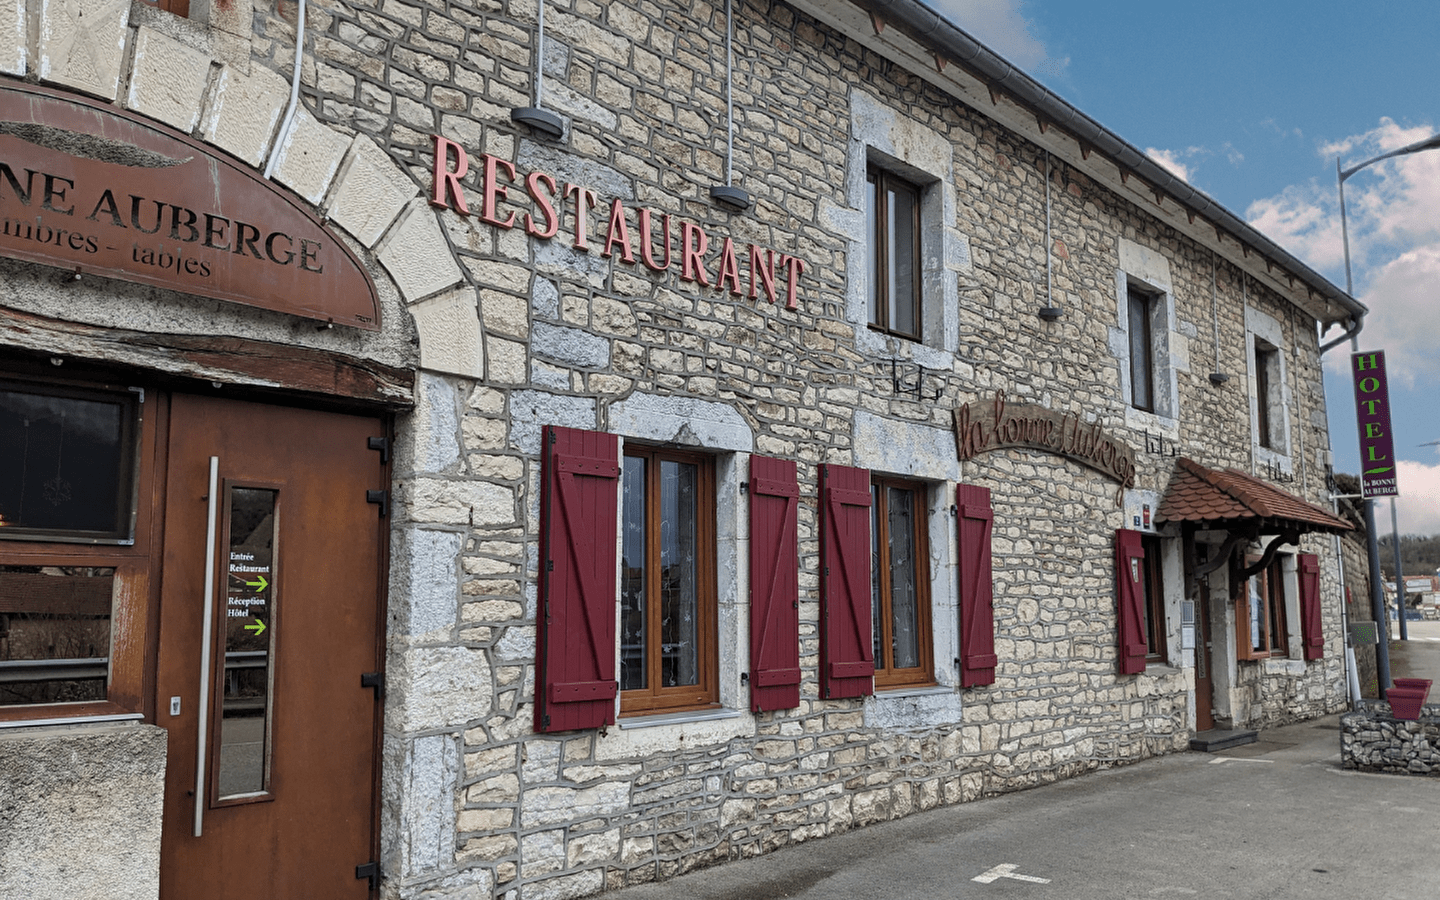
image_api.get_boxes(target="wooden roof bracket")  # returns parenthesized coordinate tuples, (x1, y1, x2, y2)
(1236, 528, 1301, 581)
(870, 11, 885, 34)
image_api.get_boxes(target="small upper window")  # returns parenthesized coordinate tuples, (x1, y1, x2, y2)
(1254, 341, 1281, 450)
(866, 167, 922, 340)
(1127, 288, 1156, 412)
(869, 477, 933, 688)
(619, 447, 718, 715)
(0, 382, 139, 543)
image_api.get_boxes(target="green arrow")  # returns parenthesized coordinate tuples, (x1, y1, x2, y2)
(244, 618, 267, 637)
(245, 574, 269, 592)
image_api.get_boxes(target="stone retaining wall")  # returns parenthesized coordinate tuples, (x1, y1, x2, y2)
(1340, 703, 1440, 775)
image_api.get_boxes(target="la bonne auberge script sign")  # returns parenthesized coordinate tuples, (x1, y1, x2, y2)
(954, 391, 1138, 502)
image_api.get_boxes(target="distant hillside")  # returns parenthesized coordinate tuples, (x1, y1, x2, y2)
(1376, 533, 1440, 579)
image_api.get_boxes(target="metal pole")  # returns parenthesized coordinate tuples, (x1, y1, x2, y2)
(1337, 156, 1393, 694)
(1391, 498, 1409, 641)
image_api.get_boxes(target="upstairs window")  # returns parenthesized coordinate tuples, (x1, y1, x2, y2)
(866, 167, 922, 340)
(869, 477, 933, 688)
(1127, 288, 1156, 412)
(619, 447, 717, 715)
(1254, 341, 1282, 450)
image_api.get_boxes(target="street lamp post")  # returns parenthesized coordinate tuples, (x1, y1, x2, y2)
(1334, 130, 1440, 687)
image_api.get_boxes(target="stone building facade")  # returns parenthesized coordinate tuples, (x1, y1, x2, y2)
(0, 2, 1364, 899)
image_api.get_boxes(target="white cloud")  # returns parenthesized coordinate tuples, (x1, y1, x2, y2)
(1245, 118, 1440, 382)
(930, 1, 1066, 76)
(1146, 147, 1192, 182)
(1395, 458, 1440, 536)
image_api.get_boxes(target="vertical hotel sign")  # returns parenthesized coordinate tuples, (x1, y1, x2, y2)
(1351, 350, 1399, 498)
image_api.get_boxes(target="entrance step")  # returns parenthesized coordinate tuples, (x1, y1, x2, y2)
(1189, 729, 1259, 752)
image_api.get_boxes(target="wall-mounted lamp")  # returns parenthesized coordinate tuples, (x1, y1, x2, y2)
(511, 1, 565, 140)
(1208, 372, 1230, 385)
(710, 0, 752, 212)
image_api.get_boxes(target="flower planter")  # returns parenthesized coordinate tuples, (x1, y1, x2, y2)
(1387, 679, 1431, 721)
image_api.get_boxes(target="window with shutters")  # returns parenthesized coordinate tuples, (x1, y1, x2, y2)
(869, 477, 933, 689)
(1116, 529, 1175, 674)
(619, 447, 718, 715)
(1238, 553, 1291, 660)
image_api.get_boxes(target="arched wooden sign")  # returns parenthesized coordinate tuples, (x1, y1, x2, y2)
(955, 390, 1137, 502)
(0, 82, 380, 330)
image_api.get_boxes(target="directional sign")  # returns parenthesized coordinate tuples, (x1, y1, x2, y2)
(244, 618, 267, 637)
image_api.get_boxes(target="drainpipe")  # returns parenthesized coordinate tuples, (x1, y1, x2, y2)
(264, 0, 308, 181)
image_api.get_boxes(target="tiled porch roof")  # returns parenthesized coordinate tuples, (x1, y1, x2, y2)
(1156, 457, 1352, 534)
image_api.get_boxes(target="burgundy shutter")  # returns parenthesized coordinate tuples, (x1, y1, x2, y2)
(1115, 529, 1148, 675)
(1299, 552, 1323, 661)
(749, 455, 801, 712)
(957, 484, 997, 687)
(536, 425, 620, 733)
(819, 463, 874, 699)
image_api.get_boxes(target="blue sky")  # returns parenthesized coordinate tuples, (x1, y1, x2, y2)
(932, 0, 1440, 534)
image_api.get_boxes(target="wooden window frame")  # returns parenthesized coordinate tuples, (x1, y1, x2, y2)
(870, 476, 934, 690)
(0, 377, 161, 724)
(1254, 341, 1279, 450)
(1139, 535, 1166, 662)
(142, 0, 191, 17)
(1236, 554, 1290, 660)
(866, 166, 923, 341)
(1127, 287, 1156, 412)
(619, 446, 719, 716)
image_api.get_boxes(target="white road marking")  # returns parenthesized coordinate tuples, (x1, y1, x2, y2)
(973, 864, 1051, 885)
(1208, 757, 1275, 765)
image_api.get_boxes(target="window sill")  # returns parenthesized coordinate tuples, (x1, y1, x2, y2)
(1143, 663, 1181, 676)
(0, 712, 144, 731)
(616, 707, 741, 730)
(873, 683, 950, 699)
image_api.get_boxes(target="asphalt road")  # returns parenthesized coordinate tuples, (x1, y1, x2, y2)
(602, 700, 1440, 900)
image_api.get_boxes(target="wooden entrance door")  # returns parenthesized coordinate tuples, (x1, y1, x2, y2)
(157, 394, 386, 899)
(1195, 583, 1216, 732)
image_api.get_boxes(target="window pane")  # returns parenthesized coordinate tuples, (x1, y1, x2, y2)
(659, 460, 699, 688)
(871, 485, 883, 666)
(1267, 563, 1287, 655)
(0, 565, 113, 705)
(1256, 347, 1275, 449)
(0, 385, 133, 539)
(888, 183, 919, 338)
(1128, 293, 1152, 410)
(218, 487, 277, 798)
(620, 456, 647, 691)
(887, 487, 920, 669)
(866, 174, 880, 326)
(1248, 577, 1265, 652)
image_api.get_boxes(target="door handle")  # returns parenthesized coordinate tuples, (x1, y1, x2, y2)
(194, 456, 220, 837)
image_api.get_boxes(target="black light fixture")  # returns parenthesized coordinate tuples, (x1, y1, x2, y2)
(511, 1, 564, 140)
(1209, 372, 1231, 385)
(710, 0, 752, 212)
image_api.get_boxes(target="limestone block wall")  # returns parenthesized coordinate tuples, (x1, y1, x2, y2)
(0, 724, 167, 900)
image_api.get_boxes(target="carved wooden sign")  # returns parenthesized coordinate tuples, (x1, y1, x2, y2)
(954, 391, 1137, 500)
(0, 82, 380, 330)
